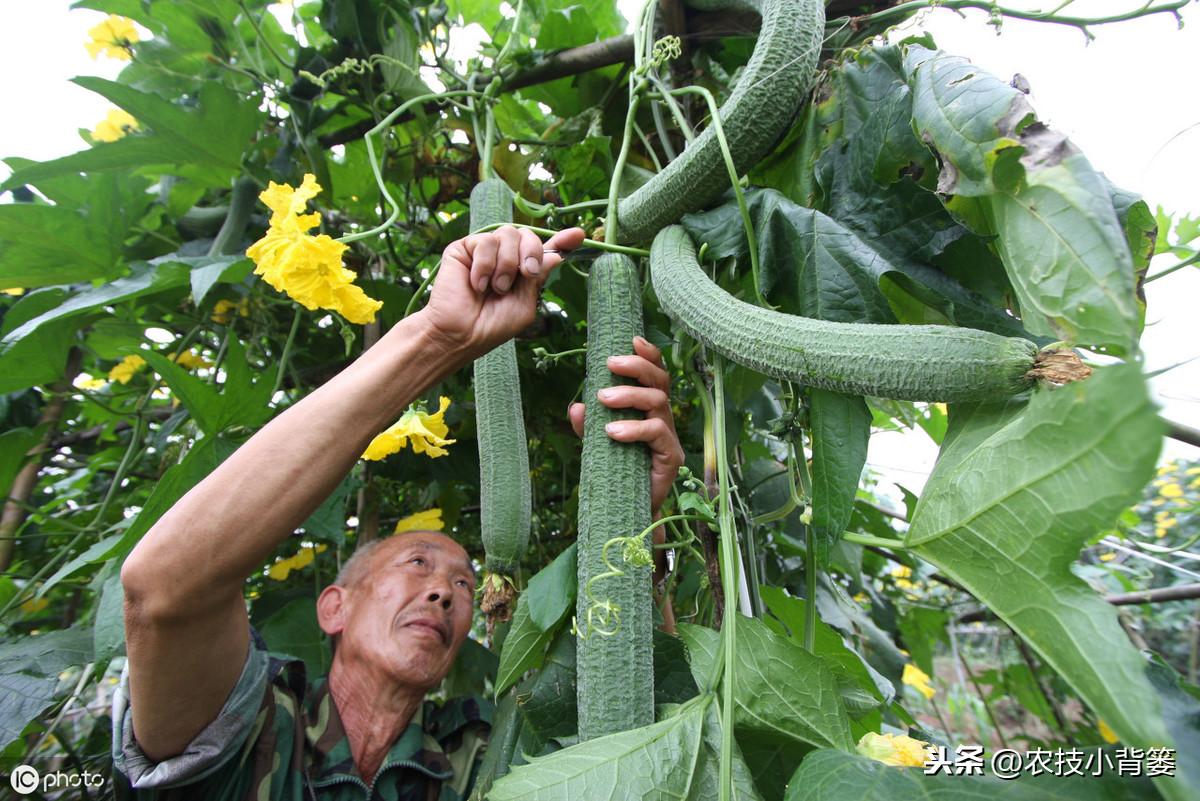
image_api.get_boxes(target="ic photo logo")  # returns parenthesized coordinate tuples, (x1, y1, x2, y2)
(8, 764, 106, 795)
(9, 764, 39, 795)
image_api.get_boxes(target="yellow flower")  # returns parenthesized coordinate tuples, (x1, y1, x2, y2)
(212, 297, 251, 324)
(168, 350, 213, 370)
(395, 508, 445, 534)
(902, 663, 936, 700)
(1097, 719, 1120, 744)
(246, 174, 382, 325)
(852, 592, 868, 603)
(90, 109, 139, 143)
(267, 543, 328, 581)
(86, 15, 139, 60)
(1099, 552, 1116, 562)
(2, 287, 24, 296)
(1160, 483, 1184, 499)
(77, 376, 107, 390)
(1186, 467, 1200, 476)
(1157, 461, 1178, 477)
(362, 396, 456, 460)
(108, 354, 147, 384)
(19, 596, 50, 615)
(890, 565, 912, 579)
(856, 732, 933, 767)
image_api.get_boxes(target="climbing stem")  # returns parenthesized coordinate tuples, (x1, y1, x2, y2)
(651, 86, 768, 308)
(842, 531, 910, 549)
(339, 90, 484, 245)
(712, 353, 739, 801)
(473, 222, 648, 257)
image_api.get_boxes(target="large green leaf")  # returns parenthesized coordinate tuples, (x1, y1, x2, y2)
(682, 189, 896, 323)
(519, 630, 578, 750)
(0, 627, 93, 750)
(93, 572, 127, 665)
(141, 337, 275, 437)
(2, 79, 262, 189)
(0, 289, 81, 393)
(905, 364, 1190, 798)
(489, 696, 710, 801)
(679, 619, 855, 751)
(809, 389, 871, 563)
(0, 203, 123, 287)
(786, 749, 1160, 801)
(0, 426, 45, 500)
(495, 592, 559, 696)
(904, 46, 1140, 349)
(759, 586, 894, 719)
(260, 598, 331, 675)
(526, 543, 577, 632)
(42, 434, 240, 591)
(0, 257, 192, 348)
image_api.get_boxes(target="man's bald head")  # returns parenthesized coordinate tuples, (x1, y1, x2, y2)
(333, 530, 474, 591)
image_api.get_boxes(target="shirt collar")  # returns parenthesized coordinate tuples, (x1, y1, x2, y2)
(304, 677, 453, 786)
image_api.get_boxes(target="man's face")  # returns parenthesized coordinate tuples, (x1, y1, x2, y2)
(332, 532, 476, 689)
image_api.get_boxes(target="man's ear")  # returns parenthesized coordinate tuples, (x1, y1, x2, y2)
(317, 584, 348, 639)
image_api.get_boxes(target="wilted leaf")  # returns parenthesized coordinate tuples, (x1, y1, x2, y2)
(904, 46, 1140, 349)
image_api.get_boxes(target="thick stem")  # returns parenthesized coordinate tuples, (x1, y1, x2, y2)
(712, 353, 740, 801)
(0, 366, 78, 571)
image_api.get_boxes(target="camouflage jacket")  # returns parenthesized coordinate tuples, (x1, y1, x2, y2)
(112, 629, 493, 801)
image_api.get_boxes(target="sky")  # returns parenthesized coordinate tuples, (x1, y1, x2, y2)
(0, 0, 1196, 493)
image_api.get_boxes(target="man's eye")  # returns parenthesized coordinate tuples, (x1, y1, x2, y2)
(410, 557, 425, 566)
(456, 579, 471, 589)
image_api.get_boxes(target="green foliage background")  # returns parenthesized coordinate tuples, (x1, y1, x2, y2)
(0, 0, 1197, 798)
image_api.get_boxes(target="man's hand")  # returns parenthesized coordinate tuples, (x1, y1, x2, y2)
(422, 225, 586, 359)
(569, 336, 685, 516)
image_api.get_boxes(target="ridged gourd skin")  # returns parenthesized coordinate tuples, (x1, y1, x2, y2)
(470, 180, 531, 575)
(614, 0, 824, 244)
(651, 225, 1040, 402)
(576, 253, 655, 740)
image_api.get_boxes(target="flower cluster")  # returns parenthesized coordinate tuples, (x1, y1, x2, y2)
(168, 350, 213, 370)
(362, 396, 456, 460)
(245, 174, 382, 325)
(267, 543, 328, 581)
(394, 508, 444, 535)
(86, 15, 138, 61)
(91, 109, 139, 143)
(902, 663, 936, 700)
(108, 354, 146, 384)
(211, 297, 251, 324)
(856, 732, 935, 767)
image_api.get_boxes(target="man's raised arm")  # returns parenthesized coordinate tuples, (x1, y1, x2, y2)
(119, 224, 584, 762)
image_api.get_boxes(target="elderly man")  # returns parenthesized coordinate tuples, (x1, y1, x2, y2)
(113, 223, 686, 799)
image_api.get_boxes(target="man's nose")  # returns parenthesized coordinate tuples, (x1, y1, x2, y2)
(426, 578, 453, 609)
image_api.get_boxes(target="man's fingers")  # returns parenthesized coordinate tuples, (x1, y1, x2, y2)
(463, 233, 499, 293)
(518, 228, 544, 280)
(596, 385, 668, 413)
(604, 418, 685, 465)
(606, 353, 670, 393)
(542, 227, 587, 271)
(568, 402, 584, 438)
(493, 226, 523, 294)
(632, 335, 665, 368)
